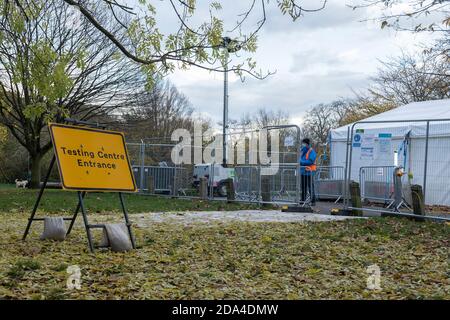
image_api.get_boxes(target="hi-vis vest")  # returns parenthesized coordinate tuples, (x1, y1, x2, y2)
(305, 148, 317, 172)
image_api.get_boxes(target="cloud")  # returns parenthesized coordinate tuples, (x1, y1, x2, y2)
(173, 67, 370, 124)
(165, 0, 438, 125)
(263, 0, 367, 34)
(289, 49, 348, 74)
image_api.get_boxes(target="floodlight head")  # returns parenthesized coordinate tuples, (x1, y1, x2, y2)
(220, 37, 241, 53)
(221, 37, 232, 47)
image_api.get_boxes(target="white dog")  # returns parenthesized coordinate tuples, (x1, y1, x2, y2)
(15, 179, 28, 189)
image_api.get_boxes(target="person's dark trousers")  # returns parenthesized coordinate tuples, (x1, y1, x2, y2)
(301, 173, 316, 205)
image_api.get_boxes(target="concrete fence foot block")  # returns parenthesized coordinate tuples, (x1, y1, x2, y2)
(411, 184, 425, 216)
(199, 177, 208, 200)
(349, 181, 363, 216)
(225, 178, 235, 202)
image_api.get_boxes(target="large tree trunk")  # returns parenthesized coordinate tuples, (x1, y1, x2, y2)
(29, 153, 43, 189)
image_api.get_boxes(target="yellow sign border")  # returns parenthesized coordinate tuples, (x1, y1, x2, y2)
(49, 123, 137, 192)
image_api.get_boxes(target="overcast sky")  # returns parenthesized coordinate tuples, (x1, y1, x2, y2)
(152, 0, 439, 125)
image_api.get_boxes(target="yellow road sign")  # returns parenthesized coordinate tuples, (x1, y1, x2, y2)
(49, 123, 137, 192)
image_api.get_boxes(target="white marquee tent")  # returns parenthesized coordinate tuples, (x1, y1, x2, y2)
(330, 99, 450, 206)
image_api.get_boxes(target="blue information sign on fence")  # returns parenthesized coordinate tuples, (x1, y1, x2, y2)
(353, 133, 362, 147)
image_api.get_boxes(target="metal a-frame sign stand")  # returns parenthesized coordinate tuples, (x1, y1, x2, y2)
(22, 119, 136, 252)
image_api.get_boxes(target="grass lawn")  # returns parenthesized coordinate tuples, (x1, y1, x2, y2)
(0, 184, 260, 214)
(0, 185, 448, 299)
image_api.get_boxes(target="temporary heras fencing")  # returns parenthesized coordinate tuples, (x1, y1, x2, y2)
(125, 124, 344, 207)
(128, 133, 344, 206)
(126, 100, 450, 221)
(330, 99, 450, 221)
(315, 166, 345, 203)
(127, 141, 196, 198)
(359, 166, 396, 205)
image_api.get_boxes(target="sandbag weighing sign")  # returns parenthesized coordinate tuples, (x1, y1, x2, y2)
(49, 123, 136, 192)
(23, 121, 137, 253)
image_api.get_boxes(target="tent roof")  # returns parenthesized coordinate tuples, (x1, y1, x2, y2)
(331, 99, 450, 140)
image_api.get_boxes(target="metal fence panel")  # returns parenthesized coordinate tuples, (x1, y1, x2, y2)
(234, 166, 261, 202)
(343, 118, 450, 220)
(315, 166, 344, 201)
(359, 166, 395, 204)
(132, 166, 182, 194)
(269, 164, 299, 203)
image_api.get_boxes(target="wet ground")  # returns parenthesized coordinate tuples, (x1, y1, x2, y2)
(132, 203, 366, 227)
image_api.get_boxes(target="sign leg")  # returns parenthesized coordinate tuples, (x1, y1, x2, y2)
(78, 191, 95, 252)
(66, 191, 86, 236)
(119, 192, 136, 249)
(23, 156, 56, 240)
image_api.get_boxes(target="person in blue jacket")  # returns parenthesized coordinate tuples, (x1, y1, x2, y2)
(299, 138, 317, 205)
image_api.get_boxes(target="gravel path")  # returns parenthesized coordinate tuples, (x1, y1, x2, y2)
(133, 210, 364, 227)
